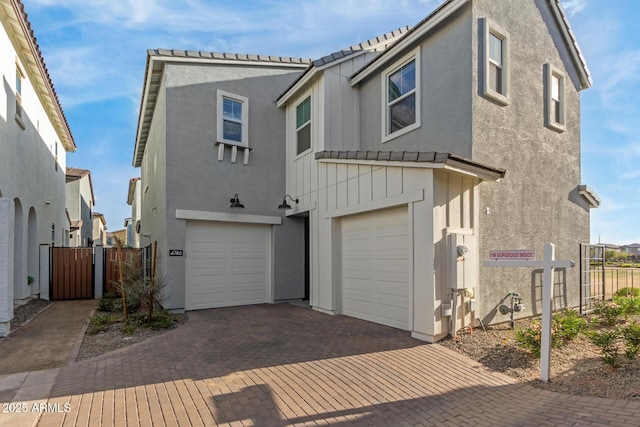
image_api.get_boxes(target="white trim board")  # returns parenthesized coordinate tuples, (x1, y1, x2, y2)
(176, 209, 282, 225)
(326, 190, 424, 218)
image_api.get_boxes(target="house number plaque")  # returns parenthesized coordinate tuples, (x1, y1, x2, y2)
(169, 250, 184, 256)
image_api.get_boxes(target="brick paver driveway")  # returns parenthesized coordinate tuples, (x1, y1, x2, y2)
(36, 304, 640, 426)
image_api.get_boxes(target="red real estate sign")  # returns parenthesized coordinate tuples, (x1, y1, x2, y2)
(489, 250, 536, 261)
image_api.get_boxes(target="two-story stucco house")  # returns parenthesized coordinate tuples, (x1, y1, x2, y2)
(0, 0, 76, 334)
(65, 167, 95, 247)
(133, 0, 599, 342)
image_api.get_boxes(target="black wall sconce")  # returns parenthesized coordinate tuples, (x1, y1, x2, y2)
(230, 194, 244, 208)
(278, 195, 299, 210)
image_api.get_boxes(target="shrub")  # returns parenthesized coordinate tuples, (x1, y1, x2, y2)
(621, 321, 640, 360)
(592, 300, 623, 326)
(553, 309, 587, 344)
(587, 329, 622, 367)
(614, 287, 640, 298)
(614, 296, 640, 317)
(97, 296, 117, 312)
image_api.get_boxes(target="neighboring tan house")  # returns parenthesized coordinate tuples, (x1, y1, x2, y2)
(133, 0, 599, 342)
(92, 212, 107, 246)
(621, 244, 640, 261)
(0, 0, 76, 334)
(106, 229, 127, 248)
(65, 167, 95, 247)
(126, 177, 142, 248)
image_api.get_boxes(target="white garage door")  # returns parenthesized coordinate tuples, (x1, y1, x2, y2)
(341, 206, 410, 330)
(185, 221, 270, 310)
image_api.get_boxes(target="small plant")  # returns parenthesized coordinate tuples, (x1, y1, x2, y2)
(588, 329, 621, 368)
(621, 321, 640, 360)
(614, 295, 640, 317)
(592, 300, 623, 326)
(87, 313, 113, 335)
(121, 323, 137, 335)
(27, 275, 35, 285)
(553, 308, 587, 344)
(97, 296, 117, 312)
(615, 287, 640, 298)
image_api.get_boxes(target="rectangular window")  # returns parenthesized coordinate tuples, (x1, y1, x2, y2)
(480, 18, 509, 105)
(296, 96, 311, 155)
(545, 63, 566, 132)
(382, 49, 421, 142)
(217, 90, 248, 146)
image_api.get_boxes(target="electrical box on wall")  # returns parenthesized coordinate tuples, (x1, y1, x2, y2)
(448, 232, 477, 290)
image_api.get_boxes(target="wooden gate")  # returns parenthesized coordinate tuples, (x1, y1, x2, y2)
(104, 248, 142, 295)
(51, 247, 94, 300)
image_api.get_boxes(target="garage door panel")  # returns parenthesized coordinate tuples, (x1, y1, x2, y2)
(186, 221, 269, 310)
(342, 206, 409, 330)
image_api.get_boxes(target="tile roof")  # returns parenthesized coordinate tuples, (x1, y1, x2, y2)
(148, 49, 312, 66)
(315, 150, 505, 179)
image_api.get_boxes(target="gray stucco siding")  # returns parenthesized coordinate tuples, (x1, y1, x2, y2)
(357, 4, 473, 157)
(158, 63, 305, 309)
(471, 0, 588, 324)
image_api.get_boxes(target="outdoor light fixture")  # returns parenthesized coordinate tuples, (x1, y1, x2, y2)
(230, 194, 244, 208)
(278, 195, 299, 210)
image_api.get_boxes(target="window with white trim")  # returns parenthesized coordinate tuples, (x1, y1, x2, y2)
(296, 96, 311, 155)
(217, 90, 248, 146)
(382, 49, 421, 141)
(481, 18, 509, 105)
(545, 63, 565, 132)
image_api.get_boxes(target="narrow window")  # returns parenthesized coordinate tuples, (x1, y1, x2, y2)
(15, 66, 25, 127)
(296, 96, 311, 155)
(480, 18, 510, 105)
(545, 63, 565, 132)
(387, 60, 416, 134)
(381, 48, 421, 142)
(216, 90, 249, 146)
(488, 33, 503, 94)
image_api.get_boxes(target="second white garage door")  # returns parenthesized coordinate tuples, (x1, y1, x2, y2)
(185, 221, 270, 310)
(341, 206, 410, 330)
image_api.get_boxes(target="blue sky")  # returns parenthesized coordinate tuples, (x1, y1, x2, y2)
(22, 0, 640, 245)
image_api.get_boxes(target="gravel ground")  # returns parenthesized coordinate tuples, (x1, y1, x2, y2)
(11, 298, 53, 330)
(439, 319, 640, 401)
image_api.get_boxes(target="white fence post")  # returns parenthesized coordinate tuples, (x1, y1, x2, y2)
(39, 244, 50, 300)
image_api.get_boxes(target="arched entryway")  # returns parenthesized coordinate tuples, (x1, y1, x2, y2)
(13, 198, 26, 300)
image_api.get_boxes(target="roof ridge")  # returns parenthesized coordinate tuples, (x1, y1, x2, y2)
(149, 48, 312, 65)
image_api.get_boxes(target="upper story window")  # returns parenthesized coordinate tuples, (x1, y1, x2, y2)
(545, 63, 565, 132)
(481, 18, 510, 106)
(217, 90, 248, 146)
(296, 96, 311, 155)
(382, 48, 421, 142)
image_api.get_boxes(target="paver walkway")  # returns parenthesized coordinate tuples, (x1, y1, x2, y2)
(5, 303, 640, 426)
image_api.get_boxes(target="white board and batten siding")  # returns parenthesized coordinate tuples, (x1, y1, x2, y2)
(184, 221, 271, 310)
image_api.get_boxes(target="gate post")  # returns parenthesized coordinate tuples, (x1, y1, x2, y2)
(0, 198, 15, 336)
(39, 244, 50, 300)
(94, 245, 104, 299)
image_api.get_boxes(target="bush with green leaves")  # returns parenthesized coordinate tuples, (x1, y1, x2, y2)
(621, 321, 640, 360)
(591, 300, 623, 326)
(587, 329, 622, 367)
(87, 313, 113, 335)
(614, 287, 640, 298)
(515, 309, 587, 357)
(614, 295, 640, 317)
(553, 308, 587, 344)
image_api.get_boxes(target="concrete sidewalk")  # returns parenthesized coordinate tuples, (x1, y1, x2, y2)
(0, 300, 95, 427)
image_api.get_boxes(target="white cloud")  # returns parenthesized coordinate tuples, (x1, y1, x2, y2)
(561, 0, 588, 16)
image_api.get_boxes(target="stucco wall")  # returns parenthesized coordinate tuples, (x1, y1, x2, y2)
(357, 4, 473, 157)
(145, 62, 306, 309)
(470, 0, 590, 324)
(1, 18, 69, 300)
